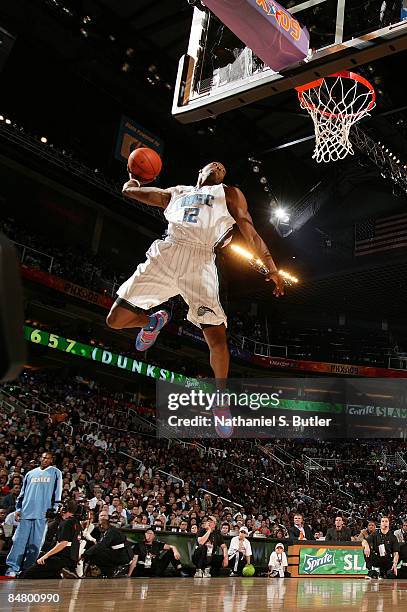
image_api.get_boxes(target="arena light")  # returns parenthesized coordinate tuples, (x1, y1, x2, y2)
(278, 269, 298, 284)
(274, 207, 290, 223)
(40, 136, 47, 144)
(5, 118, 11, 125)
(229, 244, 299, 283)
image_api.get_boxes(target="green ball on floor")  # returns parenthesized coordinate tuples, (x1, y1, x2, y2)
(242, 564, 255, 577)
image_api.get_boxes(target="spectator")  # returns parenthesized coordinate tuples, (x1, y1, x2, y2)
(128, 528, 183, 577)
(356, 520, 377, 542)
(1, 484, 21, 513)
(192, 516, 228, 578)
(220, 522, 230, 537)
(228, 526, 252, 576)
(289, 513, 313, 541)
(21, 500, 80, 579)
(268, 543, 290, 578)
(393, 519, 407, 546)
(83, 517, 133, 578)
(325, 516, 352, 542)
(362, 516, 399, 579)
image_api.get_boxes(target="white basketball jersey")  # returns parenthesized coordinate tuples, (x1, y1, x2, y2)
(164, 183, 235, 249)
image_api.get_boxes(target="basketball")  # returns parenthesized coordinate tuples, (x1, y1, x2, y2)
(242, 564, 256, 577)
(128, 147, 162, 181)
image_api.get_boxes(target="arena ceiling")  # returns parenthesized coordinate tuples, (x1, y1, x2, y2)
(1, 0, 407, 318)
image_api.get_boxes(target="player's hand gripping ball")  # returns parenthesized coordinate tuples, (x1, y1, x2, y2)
(127, 147, 162, 184)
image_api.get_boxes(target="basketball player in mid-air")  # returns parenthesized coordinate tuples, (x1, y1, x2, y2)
(106, 162, 283, 379)
(107, 162, 283, 437)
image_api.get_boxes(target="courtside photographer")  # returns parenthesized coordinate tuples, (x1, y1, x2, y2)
(83, 516, 133, 578)
(21, 500, 81, 579)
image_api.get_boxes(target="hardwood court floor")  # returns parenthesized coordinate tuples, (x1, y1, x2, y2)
(2, 577, 407, 611)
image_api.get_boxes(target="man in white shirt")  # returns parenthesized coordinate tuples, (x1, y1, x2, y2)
(108, 496, 127, 524)
(89, 489, 103, 510)
(228, 526, 252, 576)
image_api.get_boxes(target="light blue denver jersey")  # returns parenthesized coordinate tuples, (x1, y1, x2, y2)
(16, 466, 63, 519)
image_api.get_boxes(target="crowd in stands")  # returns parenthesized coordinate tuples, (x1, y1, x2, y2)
(228, 312, 398, 368)
(2, 370, 407, 561)
(1, 216, 128, 295)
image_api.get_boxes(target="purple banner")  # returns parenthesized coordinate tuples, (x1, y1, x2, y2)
(203, 0, 309, 72)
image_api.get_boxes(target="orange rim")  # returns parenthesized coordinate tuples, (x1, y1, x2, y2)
(295, 71, 376, 119)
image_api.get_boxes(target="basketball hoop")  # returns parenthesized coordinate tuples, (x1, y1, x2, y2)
(296, 71, 376, 163)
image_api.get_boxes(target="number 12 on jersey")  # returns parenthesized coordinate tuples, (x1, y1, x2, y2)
(182, 207, 200, 223)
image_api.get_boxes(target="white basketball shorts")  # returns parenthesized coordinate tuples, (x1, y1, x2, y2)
(116, 239, 227, 328)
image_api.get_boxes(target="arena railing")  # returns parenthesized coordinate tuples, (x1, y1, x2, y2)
(175, 440, 207, 457)
(258, 444, 288, 467)
(156, 470, 184, 487)
(0, 388, 26, 415)
(261, 476, 284, 490)
(2, 383, 57, 416)
(127, 408, 156, 430)
(198, 488, 243, 510)
(395, 452, 407, 469)
(13, 242, 54, 274)
(388, 355, 407, 370)
(232, 335, 288, 358)
(119, 453, 185, 486)
(272, 444, 304, 469)
(304, 456, 326, 472)
(118, 451, 143, 470)
(13, 239, 121, 297)
(0, 396, 19, 415)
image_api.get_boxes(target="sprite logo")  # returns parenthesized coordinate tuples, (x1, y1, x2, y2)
(302, 549, 336, 574)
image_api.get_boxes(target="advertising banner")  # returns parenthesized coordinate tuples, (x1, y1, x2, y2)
(299, 547, 367, 576)
(24, 326, 187, 384)
(115, 115, 164, 164)
(21, 266, 113, 309)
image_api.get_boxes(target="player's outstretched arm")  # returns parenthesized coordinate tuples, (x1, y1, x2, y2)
(122, 179, 173, 209)
(225, 185, 284, 296)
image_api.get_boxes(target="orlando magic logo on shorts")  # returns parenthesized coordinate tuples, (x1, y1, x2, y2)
(197, 305, 216, 317)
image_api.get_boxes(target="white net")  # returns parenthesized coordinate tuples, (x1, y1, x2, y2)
(297, 72, 375, 163)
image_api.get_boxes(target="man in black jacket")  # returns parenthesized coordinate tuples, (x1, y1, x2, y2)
(83, 517, 133, 577)
(325, 516, 352, 542)
(192, 516, 229, 577)
(21, 500, 80, 579)
(362, 516, 399, 579)
(288, 513, 313, 541)
(128, 528, 183, 577)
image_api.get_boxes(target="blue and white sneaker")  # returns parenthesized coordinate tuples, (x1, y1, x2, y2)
(4, 570, 17, 578)
(213, 404, 234, 439)
(135, 310, 171, 351)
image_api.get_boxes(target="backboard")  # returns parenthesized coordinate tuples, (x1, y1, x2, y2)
(172, 0, 407, 123)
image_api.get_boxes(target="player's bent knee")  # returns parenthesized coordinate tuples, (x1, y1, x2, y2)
(106, 312, 123, 330)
